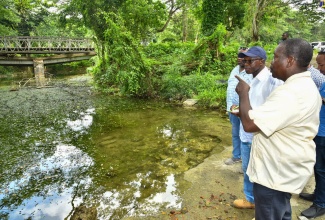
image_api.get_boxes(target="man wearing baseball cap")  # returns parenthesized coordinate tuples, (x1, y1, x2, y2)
(230, 46, 283, 209)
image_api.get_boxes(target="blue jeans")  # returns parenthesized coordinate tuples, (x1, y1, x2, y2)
(229, 114, 241, 159)
(241, 141, 254, 203)
(314, 136, 325, 208)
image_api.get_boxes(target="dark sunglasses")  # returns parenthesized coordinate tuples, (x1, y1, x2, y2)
(242, 58, 262, 64)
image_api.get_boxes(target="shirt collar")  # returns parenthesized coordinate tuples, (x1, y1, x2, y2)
(250, 67, 270, 85)
(255, 67, 271, 81)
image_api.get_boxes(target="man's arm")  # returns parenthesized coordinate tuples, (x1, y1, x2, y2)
(235, 75, 261, 132)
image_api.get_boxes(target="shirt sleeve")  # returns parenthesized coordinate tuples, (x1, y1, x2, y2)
(226, 67, 239, 111)
(310, 68, 325, 90)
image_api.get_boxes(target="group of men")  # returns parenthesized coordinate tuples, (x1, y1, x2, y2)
(225, 36, 325, 219)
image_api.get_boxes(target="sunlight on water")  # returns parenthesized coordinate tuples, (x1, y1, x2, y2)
(66, 108, 95, 132)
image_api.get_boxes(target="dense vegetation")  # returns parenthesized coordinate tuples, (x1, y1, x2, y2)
(1, 0, 325, 109)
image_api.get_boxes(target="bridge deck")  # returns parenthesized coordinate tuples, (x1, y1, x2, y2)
(0, 47, 95, 54)
(0, 36, 95, 54)
(0, 52, 97, 66)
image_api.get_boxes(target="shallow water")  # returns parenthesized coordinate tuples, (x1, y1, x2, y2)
(0, 76, 230, 220)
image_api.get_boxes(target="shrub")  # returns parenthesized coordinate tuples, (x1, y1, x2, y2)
(159, 71, 227, 109)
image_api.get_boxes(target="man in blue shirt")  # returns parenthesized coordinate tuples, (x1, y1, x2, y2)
(300, 50, 325, 219)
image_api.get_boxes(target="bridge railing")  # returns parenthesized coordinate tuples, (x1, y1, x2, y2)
(0, 36, 96, 54)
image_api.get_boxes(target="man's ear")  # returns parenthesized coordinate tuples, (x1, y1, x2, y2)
(286, 56, 295, 68)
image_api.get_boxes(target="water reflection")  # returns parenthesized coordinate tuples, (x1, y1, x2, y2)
(66, 108, 95, 132)
(146, 174, 181, 210)
(0, 144, 92, 220)
(0, 85, 229, 219)
(98, 173, 181, 219)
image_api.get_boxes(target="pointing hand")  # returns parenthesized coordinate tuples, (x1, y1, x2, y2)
(235, 75, 250, 95)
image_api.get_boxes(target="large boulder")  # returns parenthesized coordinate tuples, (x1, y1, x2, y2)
(183, 99, 198, 107)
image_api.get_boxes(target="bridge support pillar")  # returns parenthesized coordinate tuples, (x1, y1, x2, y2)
(33, 59, 46, 88)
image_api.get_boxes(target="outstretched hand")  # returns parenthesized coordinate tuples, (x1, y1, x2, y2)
(235, 75, 250, 95)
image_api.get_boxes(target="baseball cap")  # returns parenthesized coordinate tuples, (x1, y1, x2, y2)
(238, 46, 267, 60)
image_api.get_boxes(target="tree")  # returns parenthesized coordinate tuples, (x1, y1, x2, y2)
(201, 0, 245, 36)
(59, 0, 125, 42)
(288, 0, 325, 23)
(119, 0, 166, 42)
(155, 4, 200, 42)
(0, 0, 20, 35)
(242, 0, 325, 43)
(243, 0, 289, 42)
(57, 0, 183, 96)
(156, 0, 184, 33)
(14, 0, 53, 36)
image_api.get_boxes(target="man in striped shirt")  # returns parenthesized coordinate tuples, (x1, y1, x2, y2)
(225, 50, 252, 165)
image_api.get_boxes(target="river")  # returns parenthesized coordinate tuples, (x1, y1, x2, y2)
(0, 74, 232, 220)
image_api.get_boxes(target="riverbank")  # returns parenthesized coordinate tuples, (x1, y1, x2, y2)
(182, 146, 318, 220)
(128, 146, 319, 220)
(1, 75, 321, 220)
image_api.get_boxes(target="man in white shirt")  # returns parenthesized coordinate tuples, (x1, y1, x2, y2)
(231, 46, 283, 209)
(235, 39, 321, 219)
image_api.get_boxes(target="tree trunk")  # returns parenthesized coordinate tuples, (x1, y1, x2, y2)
(251, 0, 268, 42)
(156, 0, 182, 33)
(252, 11, 259, 41)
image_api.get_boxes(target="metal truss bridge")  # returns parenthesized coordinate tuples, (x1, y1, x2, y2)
(0, 36, 96, 65)
(0, 36, 95, 54)
(0, 36, 97, 87)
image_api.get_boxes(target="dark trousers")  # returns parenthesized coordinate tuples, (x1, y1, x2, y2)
(254, 183, 292, 220)
(314, 136, 325, 208)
